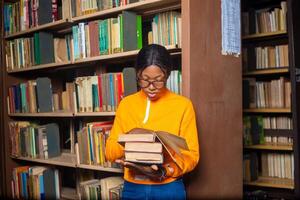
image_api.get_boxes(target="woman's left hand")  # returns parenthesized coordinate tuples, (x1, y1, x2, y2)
(116, 159, 166, 181)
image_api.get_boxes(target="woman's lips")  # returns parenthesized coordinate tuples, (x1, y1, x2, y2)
(147, 93, 157, 98)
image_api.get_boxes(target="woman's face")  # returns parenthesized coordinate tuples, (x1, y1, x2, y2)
(138, 65, 167, 101)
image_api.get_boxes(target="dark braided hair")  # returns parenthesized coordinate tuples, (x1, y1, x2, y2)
(135, 44, 172, 78)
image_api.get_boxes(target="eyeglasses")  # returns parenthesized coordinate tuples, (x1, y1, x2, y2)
(137, 78, 166, 89)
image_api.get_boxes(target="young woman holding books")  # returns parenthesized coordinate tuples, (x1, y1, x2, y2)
(105, 44, 199, 200)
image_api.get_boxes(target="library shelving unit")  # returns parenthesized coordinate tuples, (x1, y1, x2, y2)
(0, 0, 243, 199)
(242, 0, 300, 198)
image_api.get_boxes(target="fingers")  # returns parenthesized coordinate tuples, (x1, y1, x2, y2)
(151, 165, 159, 171)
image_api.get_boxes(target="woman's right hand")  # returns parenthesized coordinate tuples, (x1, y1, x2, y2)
(116, 159, 166, 181)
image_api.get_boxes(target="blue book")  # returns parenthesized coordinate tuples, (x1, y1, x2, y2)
(14, 85, 21, 113)
(87, 126, 94, 163)
(39, 174, 45, 200)
(109, 74, 115, 110)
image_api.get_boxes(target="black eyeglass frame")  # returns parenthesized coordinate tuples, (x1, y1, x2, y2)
(137, 77, 166, 89)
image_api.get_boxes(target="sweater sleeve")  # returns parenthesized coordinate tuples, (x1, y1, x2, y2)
(165, 100, 200, 177)
(105, 102, 125, 162)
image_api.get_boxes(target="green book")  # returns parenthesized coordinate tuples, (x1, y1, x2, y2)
(34, 33, 40, 65)
(136, 15, 142, 49)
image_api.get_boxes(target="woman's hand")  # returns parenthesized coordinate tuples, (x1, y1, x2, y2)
(116, 159, 166, 181)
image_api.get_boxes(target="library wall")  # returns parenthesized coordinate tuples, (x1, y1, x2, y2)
(182, 0, 242, 199)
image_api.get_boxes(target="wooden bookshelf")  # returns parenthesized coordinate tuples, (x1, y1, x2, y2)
(77, 164, 123, 173)
(71, 0, 181, 22)
(242, 30, 287, 40)
(245, 176, 294, 190)
(5, 19, 71, 40)
(7, 61, 72, 73)
(244, 144, 293, 151)
(11, 152, 77, 168)
(8, 112, 74, 117)
(241, 0, 300, 198)
(74, 112, 115, 117)
(243, 108, 292, 113)
(243, 68, 289, 76)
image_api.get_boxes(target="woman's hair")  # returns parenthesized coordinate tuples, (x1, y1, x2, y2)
(135, 44, 172, 77)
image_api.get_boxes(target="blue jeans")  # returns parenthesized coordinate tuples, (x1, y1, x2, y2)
(121, 179, 186, 200)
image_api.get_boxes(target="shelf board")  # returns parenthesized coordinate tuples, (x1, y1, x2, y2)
(243, 108, 291, 113)
(71, 0, 181, 22)
(244, 144, 293, 151)
(244, 176, 294, 189)
(5, 19, 70, 39)
(7, 46, 180, 73)
(77, 164, 123, 173)
(242, 30, 287, 40)
(74, 112, 116, 117)
(7, 61, 72, 73)
(73, 45, 180, 65)
(11, 153, 76, 168)
(8, 112, 74, 117)
(243, 68, 289, 76)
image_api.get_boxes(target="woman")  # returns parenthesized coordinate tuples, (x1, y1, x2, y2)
(105, 44, 199, 200)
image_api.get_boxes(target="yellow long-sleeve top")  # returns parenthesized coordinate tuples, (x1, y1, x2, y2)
(105, 89, 199, 185)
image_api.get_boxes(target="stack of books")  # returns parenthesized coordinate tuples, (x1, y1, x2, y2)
(118, 132, 163, 164)
(118, 128, 189, 165)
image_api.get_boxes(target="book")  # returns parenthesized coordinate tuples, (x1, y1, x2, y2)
(125, 152, 163, 164)
(125, 142, 162, 153)
(36, 77, 53, 112)
(118, 133, 155, 143)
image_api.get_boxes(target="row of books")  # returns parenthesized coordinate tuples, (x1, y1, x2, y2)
(7, 68, 182, 114)
(243, 77, 291, 109)
(71, 0, 140, 17)
(76, 121, 115, 167)
(5, 32, 58, 70)
(149, 11, 182, 48)
(72, 11, 142, 60)
(255, 45, 289, 69)
(79, 177, 124, 200)
(12, 166, 60, 199)
(243, 116, 292, 146)
(75, 73, 124, 112)
(263, 116, 293, 130)
(4, 11, 180, 71)
(265, 135, 293, 146)
(242, 1, 287, 35)
(244, 152, 294, 182)
(4, 0, 62, 36)
(9, 122, 60, 159)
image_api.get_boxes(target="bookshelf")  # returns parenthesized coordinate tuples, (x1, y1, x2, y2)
(244, 144, 293, 151)
(243, 67, 289, 76)
(243, 108, 292, 113)
(242, 30, 287, 40)
(0, 0, 243, 199)
(242, 0, 300, 198)
(245, 176, 294, 190)
(4, 19, 71, 39)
